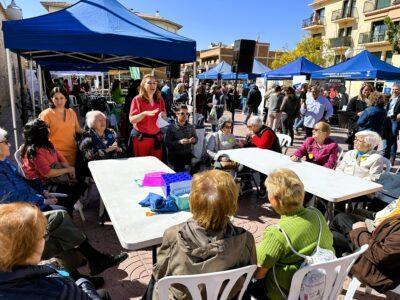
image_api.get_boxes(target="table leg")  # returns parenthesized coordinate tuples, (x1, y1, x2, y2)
(152, 245, 157, 265)
(326, 202, 335, 225)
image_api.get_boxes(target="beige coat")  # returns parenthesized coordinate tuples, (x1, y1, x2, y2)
(336, 150, 384, 182)
(152, 219, 256, 299)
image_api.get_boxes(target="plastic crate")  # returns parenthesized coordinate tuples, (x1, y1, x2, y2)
(161, 172, 191, 196)
(170, 193, 190, 211)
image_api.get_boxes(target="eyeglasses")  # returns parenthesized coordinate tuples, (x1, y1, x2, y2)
(177, 112, 190, 116)
(354, 137, 365, 143)
(224, 125, 233, 129)
(43, 229, 50, 241)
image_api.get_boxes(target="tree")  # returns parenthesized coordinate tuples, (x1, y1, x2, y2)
(385, 16, 400, 54)
(271, 37, 332, 69)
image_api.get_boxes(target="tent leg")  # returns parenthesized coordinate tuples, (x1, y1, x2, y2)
(108, 73, 111, 94)
(192, 61, 197, 125)
(101, 73, 104, 96)
(6, 49, 19, 149)
(37, 65, 43, 111)
(29, 60, 36, 117)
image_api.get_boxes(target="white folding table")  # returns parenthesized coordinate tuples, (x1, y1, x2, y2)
(219, 148, 383, 222)
(88, 157, 191, 262)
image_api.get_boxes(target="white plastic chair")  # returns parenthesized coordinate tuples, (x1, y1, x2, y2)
(345, 276, 400, 300)
(277, 133, 292, 154)
(286, 245, 368, 300)
(14, 146, 26, 177)
(382, 157, 392, 174)
(156, 265, 257, 300)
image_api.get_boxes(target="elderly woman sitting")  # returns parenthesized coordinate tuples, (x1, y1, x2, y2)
(79, 111, 122, 167)
(336, 130, 384, 182)
(253, 168, 334, 299)
(291, 121, 338, 169)
(0, 202, 115, 299)
(146, 170, 256, 299)
(206, 116, 242, 169)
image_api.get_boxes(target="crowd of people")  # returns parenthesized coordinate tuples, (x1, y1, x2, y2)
(0, 73, 400, 299)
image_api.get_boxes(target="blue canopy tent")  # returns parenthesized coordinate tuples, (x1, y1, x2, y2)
(2, 0, 196, 148)
(263, 57, 322, 80)
(220, 59, 271, 80)
(3, 0, 196, 67)
(197, 61, 232, 80)
(311, 50, 400, 80)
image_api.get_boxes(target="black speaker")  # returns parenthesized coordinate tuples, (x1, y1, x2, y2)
(167, 63, 181, 78)
(232, 39, 256, 74)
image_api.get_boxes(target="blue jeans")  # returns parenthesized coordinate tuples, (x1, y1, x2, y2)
(389, 119, 399, 159)
(294, 116, 304, 129)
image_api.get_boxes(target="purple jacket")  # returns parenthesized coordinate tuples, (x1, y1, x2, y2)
(293, 137, 338, 169)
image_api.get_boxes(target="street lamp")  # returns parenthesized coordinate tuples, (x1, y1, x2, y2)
(6, 0, 23, 20)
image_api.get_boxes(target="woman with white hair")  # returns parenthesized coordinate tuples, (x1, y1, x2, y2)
(336, 130, 384, 182)
(79, 111, 122, 167)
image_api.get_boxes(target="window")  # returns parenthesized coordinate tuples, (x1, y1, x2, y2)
(371, 21, 386, 42)
(313, 33, 323, 39)
(338, 27, 352, 37)
(334, 55, 344, 64)
(375, 0, 391, 10)
(371, 51, 382, 59)
(316, 8, 325, 20)
(385, 51, 393, 64)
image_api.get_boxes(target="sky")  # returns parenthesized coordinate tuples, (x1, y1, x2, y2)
(9, 0, 313, 51)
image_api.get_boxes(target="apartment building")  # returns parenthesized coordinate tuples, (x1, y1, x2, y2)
(303, 0, 400, 67)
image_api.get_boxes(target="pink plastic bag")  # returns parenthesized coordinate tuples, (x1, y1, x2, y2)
(142, 172, 169, 187)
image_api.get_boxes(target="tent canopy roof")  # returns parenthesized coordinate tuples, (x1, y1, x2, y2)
(264, 57, 322, 79)
(197, 61, 232, 80)
(221, 59, 271, 80)
(311, 50, 400, 80)
(3, 0, 196, 68)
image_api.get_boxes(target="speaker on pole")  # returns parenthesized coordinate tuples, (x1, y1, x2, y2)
(167, 63, 181, 78)
(231, 39, 256, 74)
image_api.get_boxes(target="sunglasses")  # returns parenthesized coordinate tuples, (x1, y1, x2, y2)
(177, 112, 190, 116)
(146, 81, 157, 85)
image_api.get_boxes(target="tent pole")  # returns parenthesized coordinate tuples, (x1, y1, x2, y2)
(118, 71, 121, 81)
(231, 71, 239, 133)
(108, 73, 111, 94)
(192, 61, 197, 125)
(6, 49, 19, 149)
(29, 59, 36, 116)
(151, 68, 155, 76)
(37, 65, 43, 112)
(101, 73, 104, 96)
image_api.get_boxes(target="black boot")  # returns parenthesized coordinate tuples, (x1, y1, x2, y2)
(77, 239, 128, 276)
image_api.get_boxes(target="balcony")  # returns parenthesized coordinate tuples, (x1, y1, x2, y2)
(358, 30, 390, 46)
(331, 8, 357, 23)
(302, 16, 325, 30)
(363, 0, 400, 14)
(329, 36, 352, 49)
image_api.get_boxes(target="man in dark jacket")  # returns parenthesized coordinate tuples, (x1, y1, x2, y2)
(166, 104, 197, 172)
(245, 85, 262, 123)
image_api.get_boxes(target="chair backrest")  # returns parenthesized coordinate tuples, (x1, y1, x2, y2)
(334, 146, 344, 169)
(382, 157, 392, 174)
(277, 134, 292, 155)
(287, 245, 368, 300)
(14, 146, 26, 177)
(156, 265, 257, 300)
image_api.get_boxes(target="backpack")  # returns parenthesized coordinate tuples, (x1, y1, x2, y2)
(273, 208, 336, 300)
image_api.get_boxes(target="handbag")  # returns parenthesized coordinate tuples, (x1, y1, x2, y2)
(208, 106, 218, 124)
(47, 162, 71, 185)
